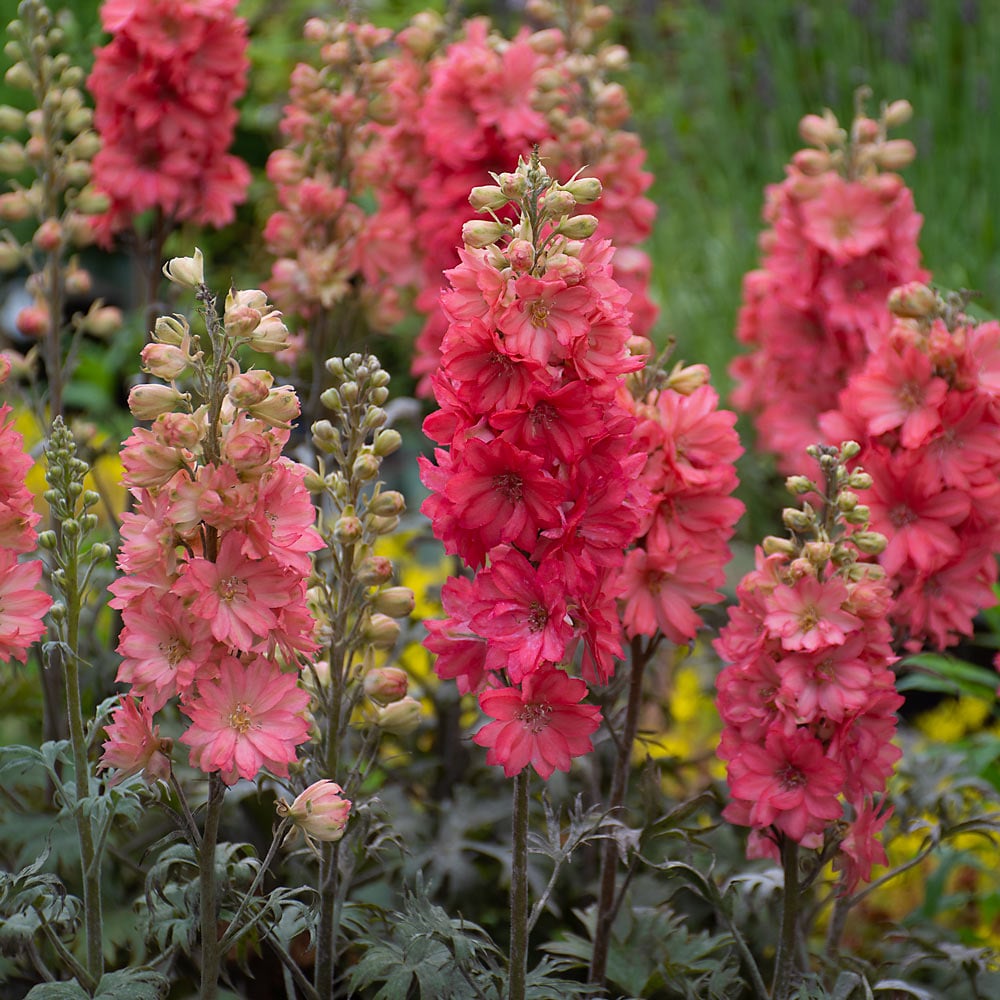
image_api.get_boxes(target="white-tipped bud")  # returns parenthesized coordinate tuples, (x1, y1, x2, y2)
(162, 248, 204, 288)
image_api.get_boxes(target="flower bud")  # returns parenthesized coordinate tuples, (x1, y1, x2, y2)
(16, 304, 49, 338)
(852, 531, 887, 555)
(363, 666, 408, 704)
(791, 148, 831, 176)
(469, 185, 508, 211)
(507, 238, 534, 272)
(798, 111, 842, 147)
(369, 491, 405, 517)
(248, 386, 300, 427)
(848, 471, 873, 490)
(883, 99, 913, 128)
(228, 370, 273, 407)
(781, 507, 814, 532)
(497, 172, 527, 200)
(162, 248, 204, 288)
(839, 441, 861, 460)
(841, 505, 871, 525)
(141, 343, 191, 380)
(0, 105, 25, 131)
(0, 139, 26, 173)
(761, 535, 797, 556)
(128, 384, 188, 420)
(311, 419, 341, 453)
(83, 305, 123, 339)
(154, 411, 202, 450)
(541, 189, 577, 218)
(248, 311, 290, 353)
(154, 314, 189, 346)
(556, 214, 599, 239)
(352, 452, 381, 481)
(277, 780, 351, 843)
(462, 219, 507, 248)
(356, 555, 393, 585)
(803, 540, 833, 564)
(368, 514, 400, 535)
(561, 177, 603, 205)
(785, 476, 813, 496)
(374, 695, 421, 735)
(74, 185, 110, 215)
(373, 428, 402, 456)
(875, 139, 916, 170)
(363, 612, 400, 648)
(887, 281, 938, 319)
(0, 191, 31, 221)
(333, 515, 363, 544)
(666, 362, 709, 395)
(373, 586, 415, 618)
(837, 490, 859, 512)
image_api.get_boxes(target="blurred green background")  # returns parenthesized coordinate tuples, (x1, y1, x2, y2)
(7, 0, 998, 393)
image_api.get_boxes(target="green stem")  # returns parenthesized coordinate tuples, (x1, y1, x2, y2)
(315, 842, 338, 1000)
(62, 536, 103, 983)
(589, 636, 653, 986)
(218, 819, 291, 952)
(199, 774, 226, 1000)
(508, 770, 530, 1000)
(772, 838, 801, 1000)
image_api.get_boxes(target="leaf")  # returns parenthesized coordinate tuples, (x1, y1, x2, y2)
(24, 984, 90, 1000)
(872, 980, 935, 1000)
(93, 969, 170, 1000)
(832, 970, 874, 1000)
(897, 653, 1000, 700)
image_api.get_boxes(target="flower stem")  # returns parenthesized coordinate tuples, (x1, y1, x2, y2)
(589, 635, 652, 986)
(199, 773, 226, 1000)
(509, 769, 530, 1000)
(315, 842, 338, 1000)
(772, 838, 801, 1000)
(62, 534, 103, 982)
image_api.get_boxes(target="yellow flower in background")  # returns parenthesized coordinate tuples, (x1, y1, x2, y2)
(916, 695, 992, 743)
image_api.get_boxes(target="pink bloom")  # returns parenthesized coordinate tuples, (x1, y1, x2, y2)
(835, 799, 891, 893)
(727, 726, 845, 842)
(180, 655, 310, 784)
(473, 667, 602, 780)
(500, 275, 594, 363)
(438, 437, 566, 566)
(469, 548, 573, 683)
(0, 405, 41, 553)
(764, 575, 862, 652)
(801, 173, 893, 263)
(99, 697, 172, 785)
(0, 553, 51, 664)
(174, 532, 291, 651)
(852, 344, 947, 447)
(281, 780, 351, 843)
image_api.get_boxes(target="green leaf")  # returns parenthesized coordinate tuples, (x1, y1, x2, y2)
(93, 969, 170, 1000)
(897, 653, 1000, 701)
(872, 980, 935, 1000)
(24, 984, 90, 1000)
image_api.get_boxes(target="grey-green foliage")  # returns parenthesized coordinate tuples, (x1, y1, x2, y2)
(543, 904, 742, 999)
(24, 968, 169, 999)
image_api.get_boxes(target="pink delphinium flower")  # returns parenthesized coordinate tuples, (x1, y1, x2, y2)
(473, 666, 602, 780)
(821, 293, 1000, 652)
(0, 405, 42, 553)
(180, 655, 311, 785)
(279, 779, 352, 844)
(731, 102, 927, 473)
(715, 446, 901, 887)
(99, 697, 172, 785)
(87, 0, 250, 237)
(421, 156, 649, 779)
(0, 552, 52, 664)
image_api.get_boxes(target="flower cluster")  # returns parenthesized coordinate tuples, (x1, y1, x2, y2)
(0, 366, 50, 663)
(264, 6, 656, 393)
(87, 0, 250, 239)
(715, 443, 901, 892)
(264, 20, 412, 338)
(0, 0, 119, 371)
(421, 154, 648, 780)
(820, 285, 1000, 651)
(731, 97, 927, 472)
(101, 251, 319, 786)
(618, 362, 744, 644)
(305, 352, 420, 765)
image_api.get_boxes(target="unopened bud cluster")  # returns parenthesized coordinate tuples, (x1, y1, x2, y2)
(1, 1, 117, 351)
(795, 93, 915, 180)
(308, 352, 415, 733)
(762, 442, 887, 581)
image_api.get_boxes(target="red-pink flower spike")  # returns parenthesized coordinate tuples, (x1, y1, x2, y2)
(421, 153, 648, 779)
(820, 285, 1000, 652)
(731, 97, 927, 473)
(617, 363, 745, 645)
(0, 382, 51, 663)
(103, 253, 321, 785)
(87, 0, 250, 239)
(715, 443, 901, 893)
